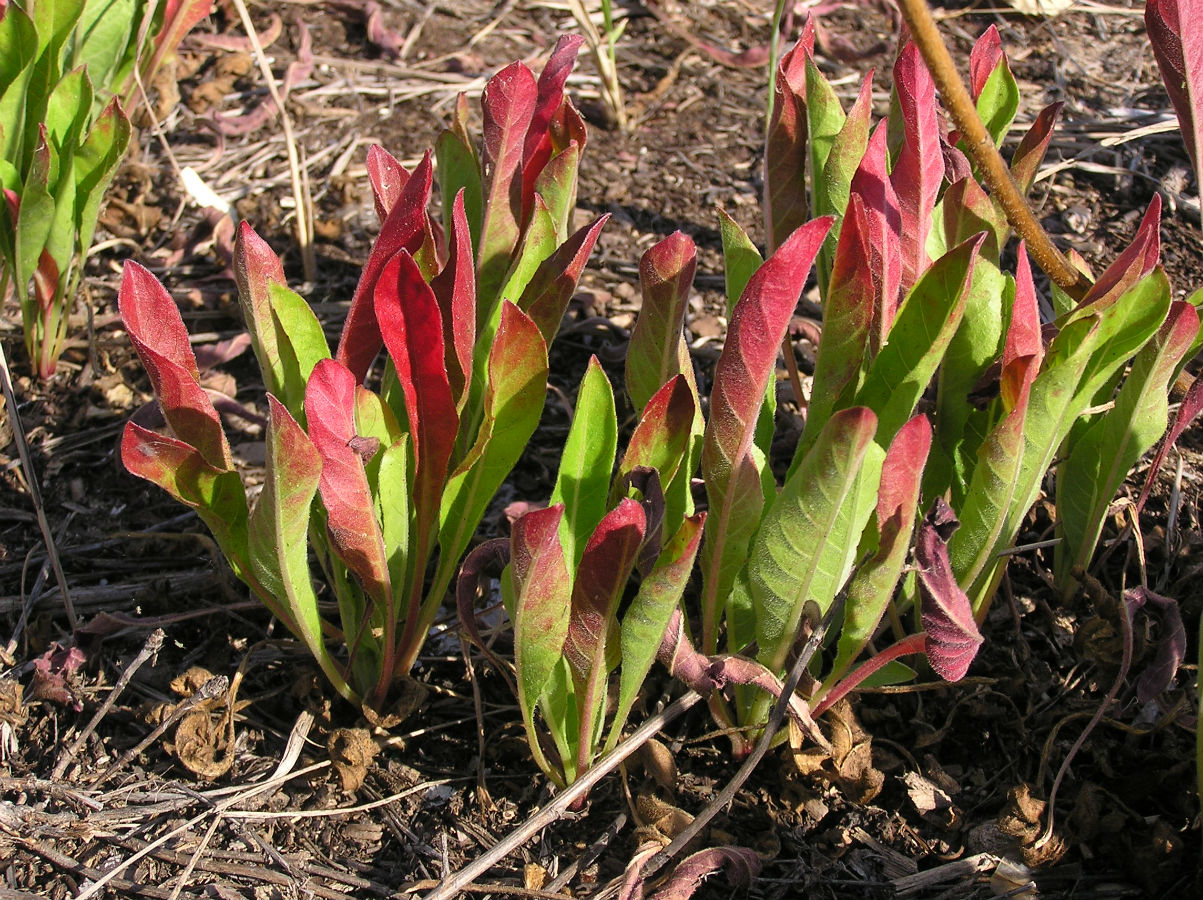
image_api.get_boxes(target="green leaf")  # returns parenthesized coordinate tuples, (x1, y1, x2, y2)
(750, 407, 880, 675)
(72, 0, 138, 96)
(268, 281, 332, 417)
(1055, 299, 1199, 589)
(377, 436, 413, 619)
(718, 210, 762, 318)
(604, 512, 705, 755)
(975, 60, 1020, 149)
(804, 53, 846, 222)
(435, 94, 483, 250)
(73, 98, 130, 254)
(247, 397, 355, 702)
(436, 303, 548, 592)
(853, 235, 981, 446)
(550, 356, 617, 570)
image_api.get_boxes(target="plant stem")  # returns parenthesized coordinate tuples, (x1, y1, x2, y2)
(895, 0, 1092, 301)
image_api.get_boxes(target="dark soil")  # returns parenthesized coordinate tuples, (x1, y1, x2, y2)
(1, 2, 1200, 898)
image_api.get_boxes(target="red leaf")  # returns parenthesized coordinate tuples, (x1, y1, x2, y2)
(763, 39, 811, 251)
(850, 122, 902, 345)
(119, 261, 231, 470)
(1080, 194, 1161, 307)
(890, 42, 944, 289)
(1147, 0, 1203, 180)
(524, 34, 584, 168)
(337, 152, 434, 381)
(519, 213, 610, 345)
(374, 251, 458, 527)
(1011, 101, 1063, 195)
(968, 24, 1004, 101)
(917, 499, 983, 682)
(564, 499, 647, 680)
(429, 190, 476, 406)
(365, 145, 410, 224)
(304, 359, 391, 603)
(877, 414, 931, 531)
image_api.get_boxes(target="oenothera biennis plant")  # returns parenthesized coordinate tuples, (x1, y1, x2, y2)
(693, 24, 1200, 736)
(0, 0, 210, 378)
(121, 38, 608, 713)
(458, 358, 705, 788)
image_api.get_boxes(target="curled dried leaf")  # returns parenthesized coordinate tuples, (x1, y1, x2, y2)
(172, 707, 234, 780)
(329, 727, 379, 792)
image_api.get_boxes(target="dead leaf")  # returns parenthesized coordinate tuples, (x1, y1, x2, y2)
(171, 666, 216, 696)
(636, 792, 694, 843)
(0, 680, 27, 727)
(790, 699, 882, 803)
(639, 738, 678, 795)
(29, 644, 87, 709)
(902, 771, 959, 828)
(172, 706, 234, 779)
(524, 864, 548, 891)
(361, 677, 428, 730)
(328, 728, 378, 792)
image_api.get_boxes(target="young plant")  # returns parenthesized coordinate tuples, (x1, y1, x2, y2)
(566, 0, 627, 130)
(121, 40, 606, 713)
(459, 358, 703, 788)
(694, 23, 1200, 738)
(0, 0, 209, 379)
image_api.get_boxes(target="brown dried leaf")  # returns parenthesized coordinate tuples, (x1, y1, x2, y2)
(360, 677, 428, 729)
(171, 666, 216, 696)
(0, 680, 26, 727)
(639, 738, 678, 795)
(524, 864, 548, 891)
(636, 793, 694, 841)
(328, 728, 378, 792)
(173, 708, 234, 779)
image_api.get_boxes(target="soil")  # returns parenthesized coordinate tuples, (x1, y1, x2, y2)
(1, 1, 1201, 898)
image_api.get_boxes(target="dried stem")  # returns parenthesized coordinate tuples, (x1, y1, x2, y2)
(895, 0, 1092, 301)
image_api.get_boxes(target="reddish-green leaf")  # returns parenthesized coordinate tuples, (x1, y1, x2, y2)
(518, 213, 609, 346)
(248, 396, 354, 701)
(337, 151, 434, 381)
(763, 41, 810, 252)
(850, 123, 902, 348)
(305, 358, 391, 606)
(917, 499, 983, 682)
(374, 250, 458, 533)
(615, 375, 696, 498)
(626, 231, 697, 414)
(119, 261, 231, 470)
(698, 216, 833, 652)
(1147, 0, 1203, 198)
(429, 190, 476, 409)
(890, 42, 944, 289)
(365, 144, 409, 223)
(478, 60, 537, 308)
(435, 303, 548, 590)
(1010, 101, 1062, 197)
(1073, 195, 1161, 310)
(510, 504, 572, 740)
(605, 512, 705, 755)
(564, 499, 647, 755)
(805, 193, 875, 441)
(832, 414, 931, 682)
(233, 222, 289, 400)
(121, 423, 248, 580)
